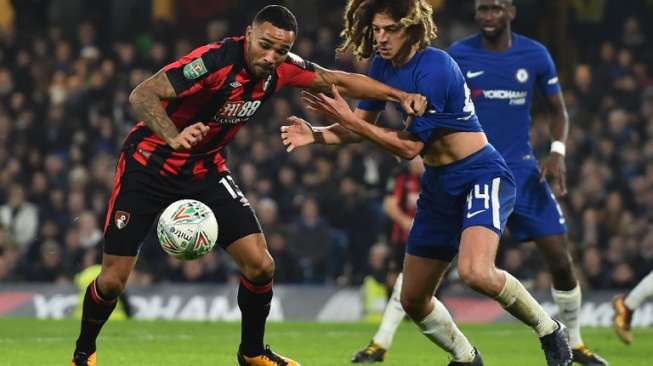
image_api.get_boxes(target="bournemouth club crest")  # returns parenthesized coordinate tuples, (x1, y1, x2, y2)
(115, 210, 130, 230)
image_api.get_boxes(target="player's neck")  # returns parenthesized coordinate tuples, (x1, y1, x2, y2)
(481, 30, 512, 52)
(390, 43, 419, 67)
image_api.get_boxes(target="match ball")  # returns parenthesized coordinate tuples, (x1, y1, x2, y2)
(157, 199, 218, 260)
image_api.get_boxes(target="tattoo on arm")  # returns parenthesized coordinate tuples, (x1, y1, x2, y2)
(308, 65, 337, 93)
(129, 70, 180, 143)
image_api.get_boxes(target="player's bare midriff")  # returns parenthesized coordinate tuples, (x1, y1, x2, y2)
(421, 130, 488, 167)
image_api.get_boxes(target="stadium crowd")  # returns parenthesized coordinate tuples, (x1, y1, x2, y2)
(0, 0, 652, 290)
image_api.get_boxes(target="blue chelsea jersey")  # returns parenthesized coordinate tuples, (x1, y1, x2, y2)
(358, 47, 482, 143)
(448, 33, 561, 166)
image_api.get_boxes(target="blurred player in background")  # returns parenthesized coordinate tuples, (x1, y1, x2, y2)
(613, 271, 653, 344)
(448, 1, 607, 364)
(282, 1, 572, 365)
(352, 157, 423, 362)
(69, 5, 426, 366)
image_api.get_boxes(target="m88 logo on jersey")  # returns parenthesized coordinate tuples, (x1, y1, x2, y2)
(217, 100, 261, 118)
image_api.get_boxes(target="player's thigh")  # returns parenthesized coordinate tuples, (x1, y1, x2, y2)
(406, 193, 462, 262)
(461, 171, 516, 240)
(458, 226, 500, 279)
(103, 155, 163, 257)
(507, 165, 566, 242)
(199, 172, 263, 251)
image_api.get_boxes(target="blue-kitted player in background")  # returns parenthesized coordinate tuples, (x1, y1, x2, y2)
(448, 1, 607, 365)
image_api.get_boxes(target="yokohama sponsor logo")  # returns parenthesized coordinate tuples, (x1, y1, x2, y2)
(482, 90, 528, 99)
(474, 89, 528, 106)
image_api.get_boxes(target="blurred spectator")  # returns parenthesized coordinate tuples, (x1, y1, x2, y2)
(24, 239, 66, 283)
(0, 184, 38, 250)
(267, 231, 301, 284)
(287, 197, 337, 283)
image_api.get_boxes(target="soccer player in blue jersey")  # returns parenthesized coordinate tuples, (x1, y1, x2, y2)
(281, 1, 572, 365)
(448, 1, 607, 364)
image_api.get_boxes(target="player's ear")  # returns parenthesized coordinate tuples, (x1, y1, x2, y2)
(246, 25, 253, 42)
(508, 5, 516, 21)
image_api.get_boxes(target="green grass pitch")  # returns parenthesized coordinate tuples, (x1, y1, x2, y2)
(0, 318, 650, 365)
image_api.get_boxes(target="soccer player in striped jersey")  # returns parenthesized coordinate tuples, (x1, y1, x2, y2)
(281, 1, 571, 365)
(69, 5, 426, 366)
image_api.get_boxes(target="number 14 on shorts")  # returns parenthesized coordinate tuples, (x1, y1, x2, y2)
(465, 178, 502, 230)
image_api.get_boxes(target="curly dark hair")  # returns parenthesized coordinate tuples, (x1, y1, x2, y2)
(337, 0, 438, 60)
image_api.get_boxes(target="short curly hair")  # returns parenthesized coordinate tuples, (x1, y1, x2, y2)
(337, 0, 438, 60)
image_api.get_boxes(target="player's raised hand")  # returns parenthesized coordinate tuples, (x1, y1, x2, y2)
(302, 85, 358, 129)
(540, 153, 567, 197)
(281, 116, 315, 152)
(399, 92, 428, 116)
(168, 122, 210, 151)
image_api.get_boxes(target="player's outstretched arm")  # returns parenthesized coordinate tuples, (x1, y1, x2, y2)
(280, 108, 381, 151)
(129, 70, 208, 151)
(304, 86, 423, 160)
(308, 64, 426, 116)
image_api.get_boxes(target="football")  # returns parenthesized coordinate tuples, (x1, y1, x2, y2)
(157, 199, 218, 260)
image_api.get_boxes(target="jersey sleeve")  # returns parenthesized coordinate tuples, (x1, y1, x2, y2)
(536, 47, 562, 97)
(357, 57, 387, 111)
(276, 52, 317, 89)
(164, 44, 231, 98)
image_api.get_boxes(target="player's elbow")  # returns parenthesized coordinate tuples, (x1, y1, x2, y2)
(128, 87, 145, 106)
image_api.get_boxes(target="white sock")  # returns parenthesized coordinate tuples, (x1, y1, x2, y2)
(415, 297, 476, 362)
(552, 284, 583, 348)
(372, 273, 405, 349)
(625, 271, 653, 310)
(495, 271, 558, 337)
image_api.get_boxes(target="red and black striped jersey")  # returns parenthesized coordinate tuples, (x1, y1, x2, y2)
(386, 170, 421, 245)
(122, 36, 317, 178)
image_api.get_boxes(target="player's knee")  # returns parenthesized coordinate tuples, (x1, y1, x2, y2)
(242, 256, 275, 282)
(97, 272, 127, 298)
(458, 265, 493, 291)
(400, 293, 428, 320)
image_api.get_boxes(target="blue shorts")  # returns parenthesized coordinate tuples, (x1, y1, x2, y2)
(505, 164, 567, 242)
(407, 145, 516, 261)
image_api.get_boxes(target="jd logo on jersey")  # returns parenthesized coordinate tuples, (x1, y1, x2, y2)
(183, 58, 208, 80)
(115, 210, 130, 230)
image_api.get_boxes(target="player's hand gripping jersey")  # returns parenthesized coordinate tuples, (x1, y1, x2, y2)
(123, 36, 316, 177)
(358, 48, 483, 141)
